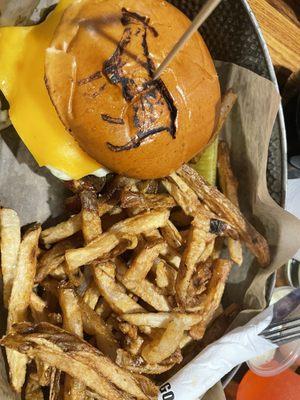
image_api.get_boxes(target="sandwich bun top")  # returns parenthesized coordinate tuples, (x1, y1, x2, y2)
(45, 0, 221, 179)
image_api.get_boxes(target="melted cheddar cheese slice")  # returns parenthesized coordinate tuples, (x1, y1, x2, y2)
(0, 0, 101, 179)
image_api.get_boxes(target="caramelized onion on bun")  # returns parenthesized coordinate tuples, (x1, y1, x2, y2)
(45, 0, 221, 179)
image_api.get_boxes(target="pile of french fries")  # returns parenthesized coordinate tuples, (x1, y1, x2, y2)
(0, 142, 270, 399)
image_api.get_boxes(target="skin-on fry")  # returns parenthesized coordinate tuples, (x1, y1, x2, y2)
(116, 349, 176, 374)
(117, 268, 171, 312)
(7, 224, 41, 393)
(58, 285, 85, 400)
(121, 312, 202, 329)
(120, 189, 176, 211)
(83, 281, 100, 310)
(0, 208, 21, 308)
(218, 140, 243, 265)
(142, 317, 185, 364)
(25, 373, 44, 400)
(80, 190, 102, 244)
(1, 322, 156, 400)
(162, 176, 200, 216)
(35, 239, 77, 283)
(30, 292, 48, 323)
(65, 210, 169, 270)
(49, 368, 61, 400)
(189, 259, 232, 339)
(122, 239, 166, 286)
(175, 215, 211, 307)
(36, 360, 52, 386)
(93, 264, 144, 314)
(78, 297, 118, 360)
(178, 164, 270, 266)
(41, 214, 81, 245)
(160, 220, 182, 249)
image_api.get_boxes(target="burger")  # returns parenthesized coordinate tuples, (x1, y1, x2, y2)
(0, 0, 220, 179)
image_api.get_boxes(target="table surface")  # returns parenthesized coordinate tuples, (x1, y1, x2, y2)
(248, 0, 300, 72)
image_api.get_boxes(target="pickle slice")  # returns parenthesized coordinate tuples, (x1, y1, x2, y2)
(190, 138, 218, 185)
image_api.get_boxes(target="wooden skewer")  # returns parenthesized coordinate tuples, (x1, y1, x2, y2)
(153, 0, 223, 80)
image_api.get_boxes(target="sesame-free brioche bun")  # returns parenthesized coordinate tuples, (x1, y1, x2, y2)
(45, 0, 221, 179)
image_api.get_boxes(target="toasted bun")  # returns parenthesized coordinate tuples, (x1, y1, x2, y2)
(45, 0, 220, 179)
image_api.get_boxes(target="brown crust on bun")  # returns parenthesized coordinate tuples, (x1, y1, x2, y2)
(45, 0, 221, 179)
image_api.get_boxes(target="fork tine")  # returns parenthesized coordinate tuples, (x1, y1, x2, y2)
(269, 332, 300, 347)
(261, 316, 300, 334)
(262, 321, 300, 339)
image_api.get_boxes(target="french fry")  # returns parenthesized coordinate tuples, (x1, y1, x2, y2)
(41, 214, 81, 245)
(218, 141, 243, 265)
(30, 292, 48, 323)
(49, 368, 61, 400)
(65, 209, 166, 270)
(178, 164, 270, 266)
(0, 208, 21, 308)
(65, 232, 120, 271)
(122, 239, 166, 285)
(116, 349, 176, 374)
(83, 281, 100, 309)
(154, 260, 169, 288)
(35, 239, 77, 283)
(189, 259, 232, 339)
(175, 216, 210, 307)
(58, 285, 85, 400)
(160, 220, 182, 249)
(35, 360, 52, 386)
(142, 317, 185, 364)
(120, 190, 176, 211)
(121, 312, 202, 329)
(117, 259, 170, 311)
(93, 264, 144, 314)
(66, 175, 106, 194)
(25, 373, 44, 400)
(162, 176, 200, 216)
(1, 322, 157, 400)
(78, 297, 118, 359)
(95, 298, 112, 320)
(7, 224, 41, 392)
(80, 190, 102, 243)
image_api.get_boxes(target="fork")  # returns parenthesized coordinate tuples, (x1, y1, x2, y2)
(260, 316, 300, 346)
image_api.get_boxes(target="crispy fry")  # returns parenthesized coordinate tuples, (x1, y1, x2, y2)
(65, 210, 167, 270)
(49, 368, 61, 400)
(116, 349, 176, 374)
(189, 259, 232, 339)
(175, 216, 210, 306)
(65, 232, 120, 271)
(25, 373, 44, 400)
(1, 322, 156, 400)
(30, 292, 48, 323)
(83, 281, 100, 309)
(110, 209, 170, 235)
(66, 176, 106, 194)
(95, 298, 112, 320)
(123, 239, 166, 285)
(0, 208, 21, 308)
(7, 224, 41, 392)
(121, 190, 176, 211)
(142, 317, 185, 364)
(160, 220, 182, 249)
(36, 360, 52, 386)
(93, 265, 144, 314)
(154, 260, 169, 288)
(117, 260, 170, 312)
(122, 312, 202, 329)
(80, 190, 102, 243)
(59, 285, 85, 400)
(35, 239, 77, 283)
(162, 176, 200, 216)
(78, 297, 118, 359)
(178, 164, 270, 266)
(218, 141, 243, 265)
(41, 214, 81, 245)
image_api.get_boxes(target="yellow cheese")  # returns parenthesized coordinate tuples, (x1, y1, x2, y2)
(0, 0, 101, 179)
